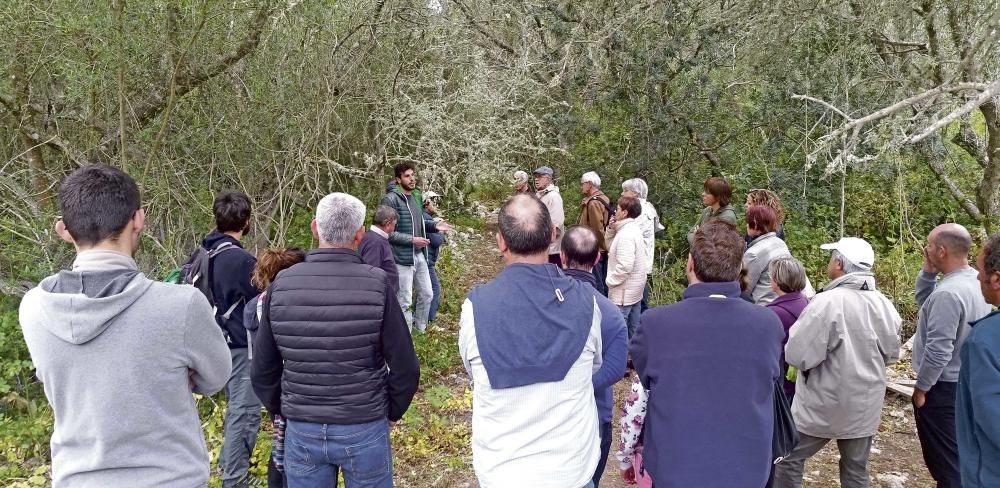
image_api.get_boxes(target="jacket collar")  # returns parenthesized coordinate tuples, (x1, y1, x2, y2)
(683, 281, 742, 300)
(821, 272, 877, 292)
(564, 268, 597, 289)
(72, 250, 139, 272)
(971, 309, 1000, 328)
(770, 291, 807, 306)
(306, 248, 364, 263)
(582, 190, 607, 204)
(748, 232, 778, 248)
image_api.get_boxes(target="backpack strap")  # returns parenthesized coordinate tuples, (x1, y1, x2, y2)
(208, 241, 239, 258)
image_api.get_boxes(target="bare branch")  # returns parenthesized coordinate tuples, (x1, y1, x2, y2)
(452, 0, 515, 56)
(925, 149, 983, 221)
(797, 83, 988, 146)
(952, 119, 988, 168)
(97, 1, 275, 158)
(908, 79, 1000, 144)
(791, 94, 851, 120)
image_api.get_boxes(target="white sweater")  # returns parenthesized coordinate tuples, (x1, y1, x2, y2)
(606, 219, 648, 306)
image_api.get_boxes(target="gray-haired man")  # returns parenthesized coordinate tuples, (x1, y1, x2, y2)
(252, 193, 420, 487)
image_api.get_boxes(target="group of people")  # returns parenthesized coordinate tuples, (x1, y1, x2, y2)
(14, 163, 1000, 488)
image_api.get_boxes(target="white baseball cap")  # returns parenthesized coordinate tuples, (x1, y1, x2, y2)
(820, 237, 875, 269)
(424, 190, 440, 199)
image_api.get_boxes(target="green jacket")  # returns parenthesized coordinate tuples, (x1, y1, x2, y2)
(381, 187, 437, 266)
(687, 205, 738, 245)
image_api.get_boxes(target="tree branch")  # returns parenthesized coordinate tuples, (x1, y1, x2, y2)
(908, 79, 1000, 144)
(452, 0, 515, 56)
(791, 94, 851, 120)
(97, 1, 274, 158)
(795, 82, 988, 145)
(923, 147, 983, 221)
(952, 119, 988, 168)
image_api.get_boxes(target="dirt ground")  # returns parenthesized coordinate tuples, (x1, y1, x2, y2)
(401, 232, 934, 488)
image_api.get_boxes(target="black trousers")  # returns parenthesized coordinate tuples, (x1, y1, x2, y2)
(914, 381, 961, 488)
(593, 252, 609, 297)
(592, 420, 613, 487)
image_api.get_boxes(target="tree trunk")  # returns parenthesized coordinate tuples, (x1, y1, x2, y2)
(978, 101, 1000, 234)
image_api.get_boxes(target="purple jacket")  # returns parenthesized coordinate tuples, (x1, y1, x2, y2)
(630, 281, 783, 488)
(358, 229, 399, 295)
(766, 291, 809, 396)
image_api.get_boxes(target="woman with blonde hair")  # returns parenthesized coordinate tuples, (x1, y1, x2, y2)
(745, 188, 786, 241)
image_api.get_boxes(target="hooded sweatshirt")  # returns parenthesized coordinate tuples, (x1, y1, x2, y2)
(19, 250, 232, 487)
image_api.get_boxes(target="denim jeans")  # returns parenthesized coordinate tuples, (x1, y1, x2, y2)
(285, 418, 393, 488)
(396, 252, 433, 332)
(428, 265, 441, 323)
(619, 302, 642, 339)
(220, 348, 262, 487)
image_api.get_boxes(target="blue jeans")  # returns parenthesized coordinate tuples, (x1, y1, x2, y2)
(220, 348, 262, 486)
(428, 265, 441, 323)
(285, 418, 393, 488)
(619, 302, 642, 339)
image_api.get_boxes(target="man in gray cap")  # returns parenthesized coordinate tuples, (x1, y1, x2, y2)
(774, 237, 902, 488)
(534, 166, 565, 265)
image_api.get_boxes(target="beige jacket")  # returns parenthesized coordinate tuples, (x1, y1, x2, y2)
(606, 218, 648, 306)
(785, 272, 902, 439)
(537, 185, 565, 255)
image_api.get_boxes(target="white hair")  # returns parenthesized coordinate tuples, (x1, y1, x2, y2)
(315, 193, 366, 246)
(581, 171, 602, 187)
(513, 170, 529, 184)
(832, 250, 871, 274)
(622, 178, 649, 199)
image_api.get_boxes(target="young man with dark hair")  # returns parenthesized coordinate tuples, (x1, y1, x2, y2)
(956, 233, 1000, 488)
(381, 163, 450, 333)
(630, 221, 784, 488)
(359, 205, 401, 294)
(201, 190, 262, 487)
(19, 165, 231, 487)
(460, 194, 602, 487)
(561, 225, 628, 488)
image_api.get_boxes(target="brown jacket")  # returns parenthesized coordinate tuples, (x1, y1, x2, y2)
(579, 191, 611, 252)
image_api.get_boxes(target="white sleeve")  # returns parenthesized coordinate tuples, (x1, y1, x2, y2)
(458, 299, 476, 376)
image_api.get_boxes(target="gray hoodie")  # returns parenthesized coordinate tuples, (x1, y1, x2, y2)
(19, 250, 231, 487)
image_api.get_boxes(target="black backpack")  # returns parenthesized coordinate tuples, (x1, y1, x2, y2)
(181, 242, 242, 329)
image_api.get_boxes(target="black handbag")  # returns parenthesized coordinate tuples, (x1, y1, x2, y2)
(771, 377, 799, 464)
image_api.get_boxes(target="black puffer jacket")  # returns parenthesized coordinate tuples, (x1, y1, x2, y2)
(251, 248, 420, 424)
